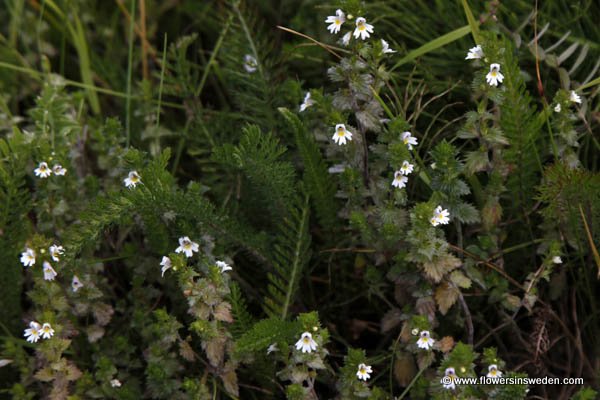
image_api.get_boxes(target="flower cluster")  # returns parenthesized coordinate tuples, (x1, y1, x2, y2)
(325, 9, 374, 44)
(464, 44, 505, 87)
(34, 161, 67, 178)
(23, 321, 54, 343)
(20, 244, 65, 281)
(160, 236, 232, 277)
(440, 364, 504, 390)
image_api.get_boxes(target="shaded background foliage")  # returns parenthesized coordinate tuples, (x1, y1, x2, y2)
(0, 0, 599, 399)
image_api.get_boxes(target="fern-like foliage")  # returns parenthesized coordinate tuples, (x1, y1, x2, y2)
(219, 1, 280, 131)
(229, 282, 254, 339)
(213, 124, 296, 220)
(497, 36, 544, 213)
(235, 317, 299, 356)
(279, 108, 338, 230)
(263, 193, 311, 320)
(0, 129, 32, 333)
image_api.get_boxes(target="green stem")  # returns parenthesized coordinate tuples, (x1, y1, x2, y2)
(125, 0, 136, 147)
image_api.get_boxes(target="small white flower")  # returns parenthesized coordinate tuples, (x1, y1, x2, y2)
(552, 256, 562, 264)
(295, 331, 318, 353)
(465, 45, 484, 60)
(43, 261, 57, 281)
(160, 256, 172, 277)
(175, 236, 199, 258)
(52, 164, 67, 176)
(554, 103, 561, 113)
(411, 328, 419, 336)
(49, 245, 64, 262)
(392, 171, 408, 189)
(431, 162, 437, 170)
(325, 9, 345, 34)
(20, 248, 36, 267)
(328, 164, 347, 174)
(216, 260, 232, 273)
(41, 323, 54, 339)
(431, 206, 450, 227)
(342, 31, 352, 46)
(267, 343, 278, 355)
(401, 131, 418, 150)
(34, 162, 52, 178)
(353, 17, 374, 40)
(569, 90, 582, 104)
(123, 171, 141, 188)
(24, 321, 41, 343)
(486, 63, 504, 87)
(299, 92, 314, 112)
(110, 379, 122, 388)
(332, 124, 353, 145)
(243, 54, 258, 73)
(400, 160, 414, 175)
(381, 39, 396, 54)
(416, 330, 435, 350)
(486, 364, 502, 378)
(72, 275, 84, 292)
(356, 363, 373, 381)
(442, 367, 457, 390)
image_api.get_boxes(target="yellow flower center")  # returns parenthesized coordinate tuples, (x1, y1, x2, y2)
(335, 19, 341, 25)
(358, 25, 365, 31)
(359, 367, 366, 374)
(490, 71, 497, 77)
(303, 337, 310, 343)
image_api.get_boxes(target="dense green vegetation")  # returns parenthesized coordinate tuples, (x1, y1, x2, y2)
(0, 0, 599, 399)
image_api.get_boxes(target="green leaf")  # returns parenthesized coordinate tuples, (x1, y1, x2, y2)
(391, 25, 472, 71)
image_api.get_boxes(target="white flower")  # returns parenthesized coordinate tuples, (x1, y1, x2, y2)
(570, 90, 582, 104)
(216, 260, 232, 273)
(342, 31, 352, 46)
(20, 248, 36, 267)
(401, 131, 418, 150)
(325, 9, 345, 34)
(486, 364, 502, 378)
(416, 330, 435, 350)
(411, 328, 419, 336)
(24, 321, 41, 343)
(442, 367, 457, 390)
(400, 160, 414, 175)
(123, 171, 141, 188)
(353, 17, 374, 40)
(110, 379, 122, 388)
(299, 92, 314, 112)
(41, 323, 54, 339)
(431, 162, 437, 170)
(486, 63, 504, 87)
(72, 275, 84, 292)
(43, 261, 57, 281)
(552, 256, 562, 264)
(332, 124, 353, 145)
(34, 162, 52, 178)
(554, 103, 561, 113)
(295, 331, 317, 353)
(49, 245, 64, 262)
(52, 164, 67, 176)
(160, 256, 172, 277)
(267, 343, 278, 355)
(381, 39, 396, 54)
(465, 45, 484, 60)
(356, 363, 373, 381)
(243, 54, 258, 73)
(175, 236, 199, 258)
(392, 171, 408, 189)
(328, 164, 347, 174)
(431, 206, 450, 226)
